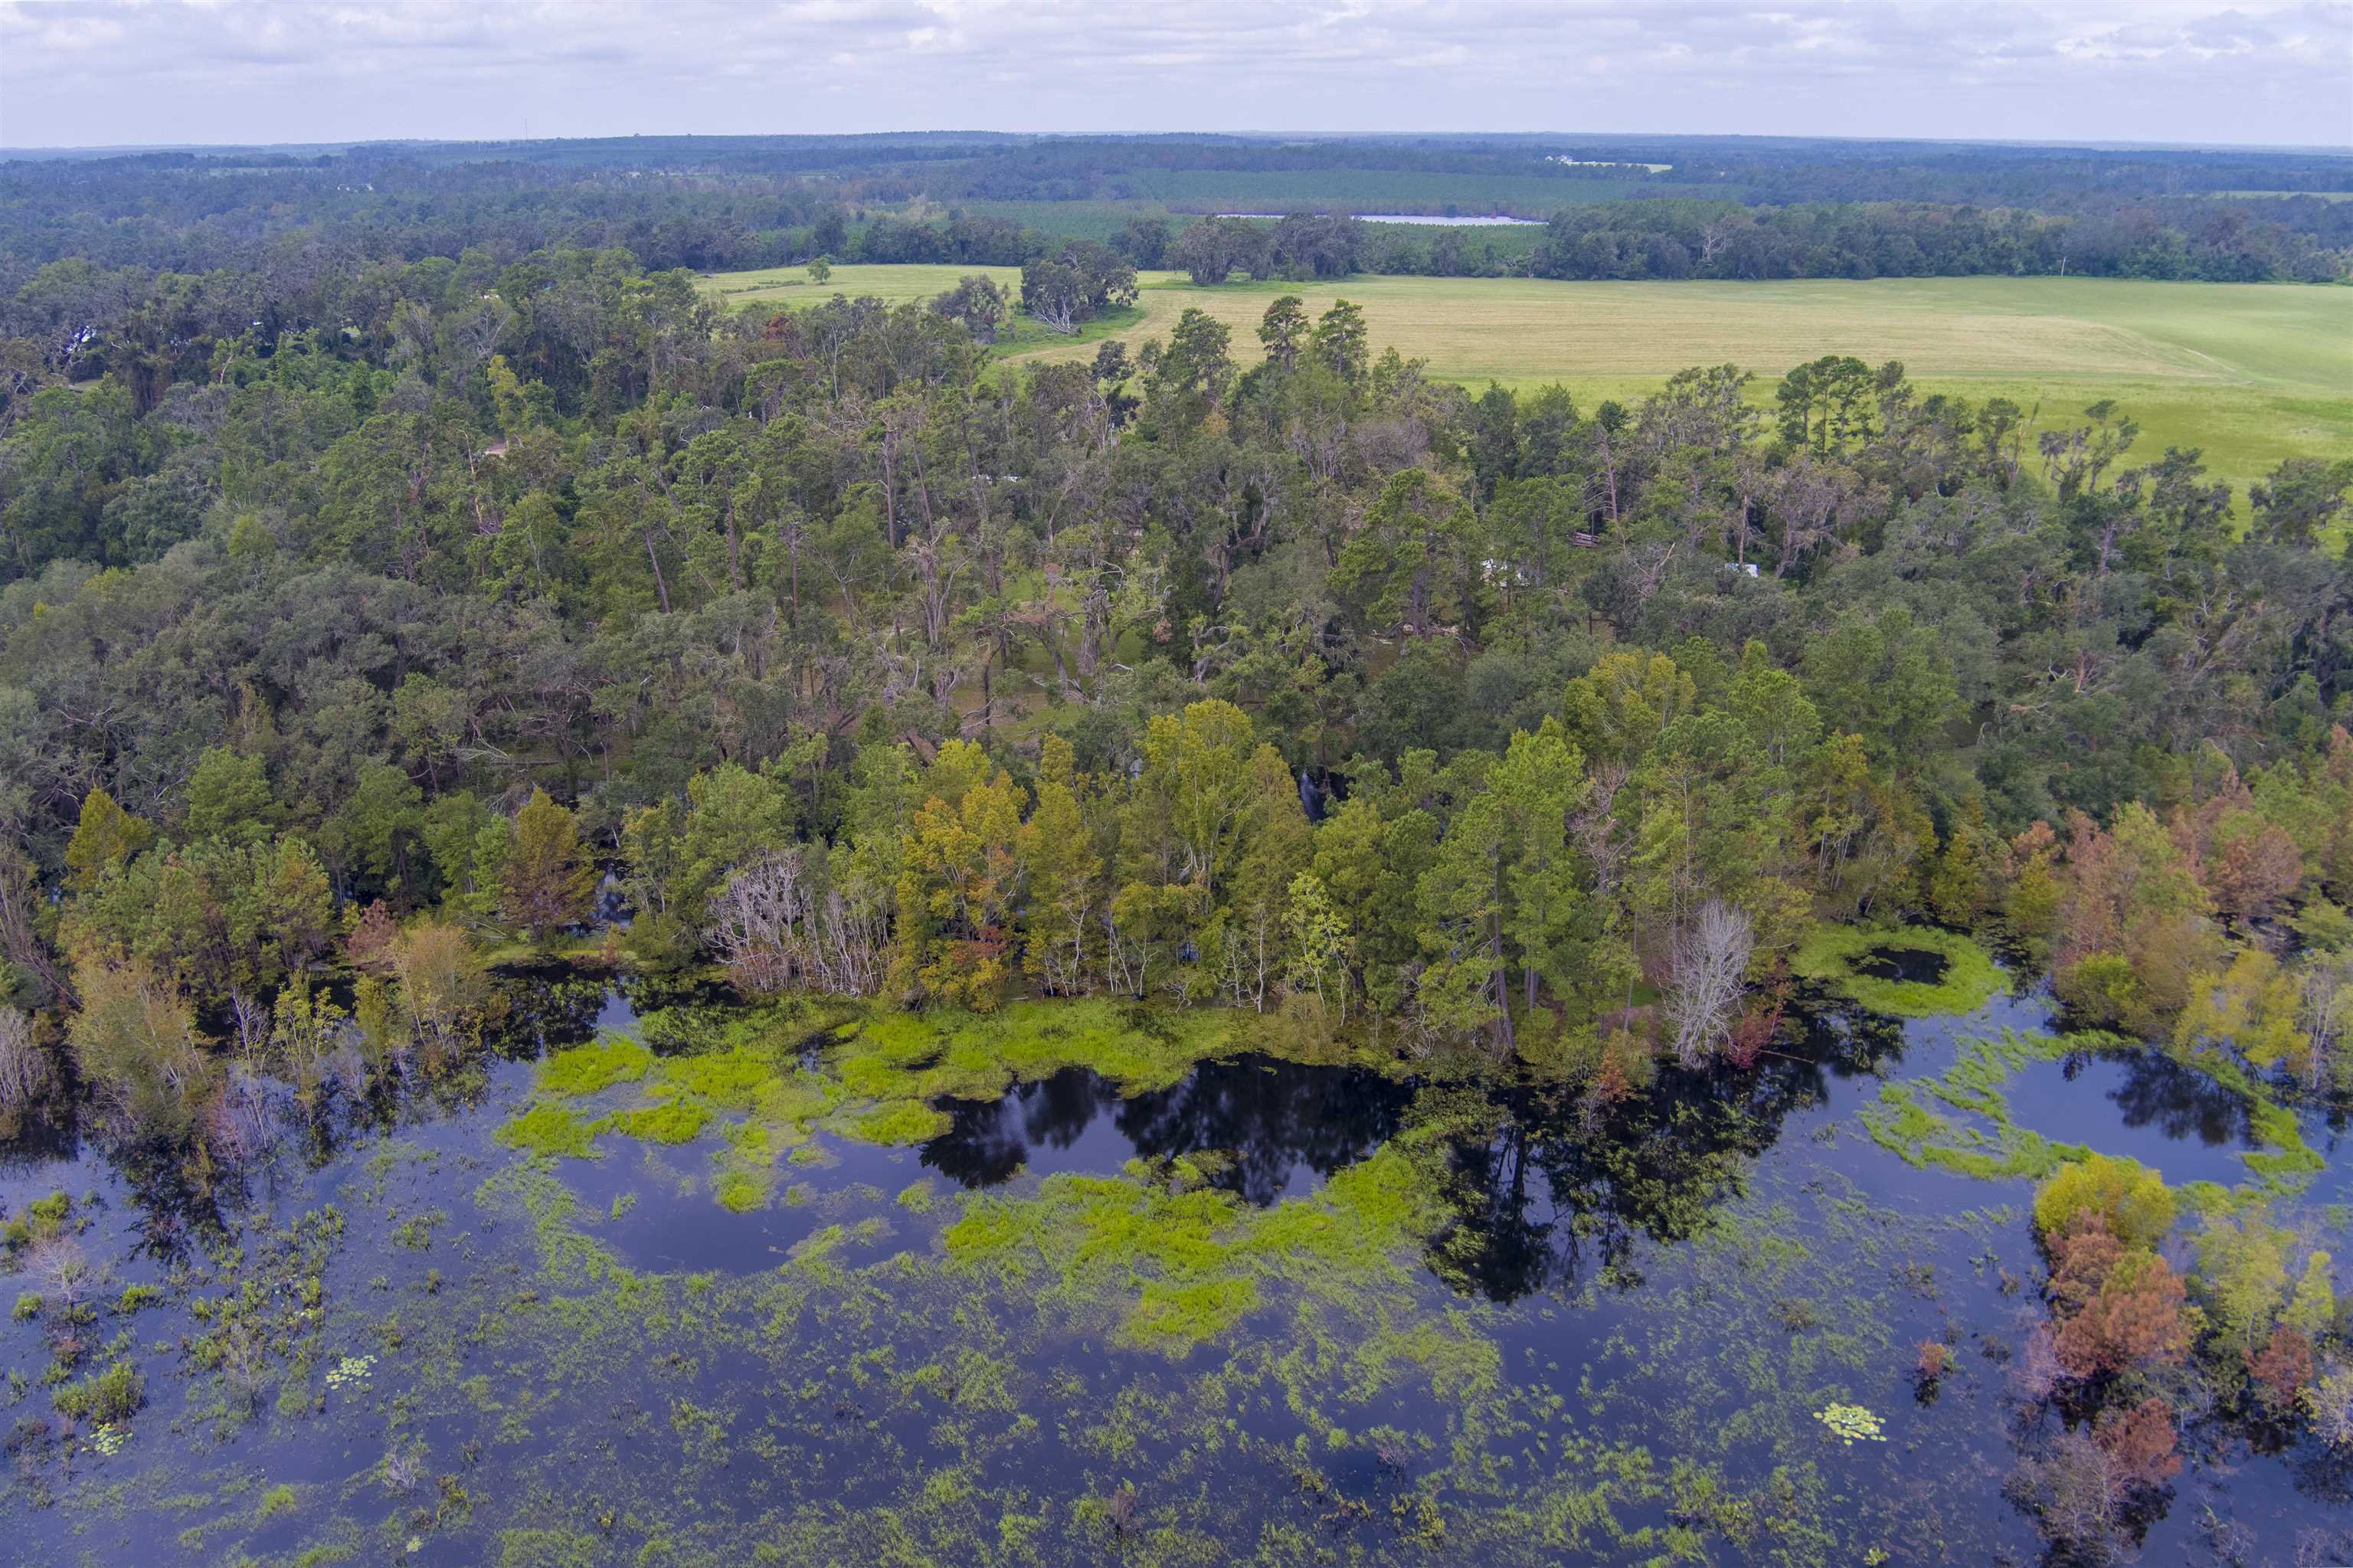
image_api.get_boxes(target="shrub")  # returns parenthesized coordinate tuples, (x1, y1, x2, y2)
(54, 1361, 143, 1424)
(2033, 1154, 2175, 1251)
(65, 961, 215, 1138)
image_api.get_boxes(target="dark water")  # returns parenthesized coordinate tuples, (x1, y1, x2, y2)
(1854, 944, 1950, 985)
(1, 974, 2345, 1565)
(2003, 1045, 2262, 1187)
(922, 1057, 1413, 1203)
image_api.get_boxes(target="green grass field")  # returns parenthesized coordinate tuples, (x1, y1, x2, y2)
(705, 266, 2352, 501)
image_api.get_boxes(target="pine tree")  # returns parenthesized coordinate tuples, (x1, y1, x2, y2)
(64, 788, 155, 891)
(498, 789, 595, 941)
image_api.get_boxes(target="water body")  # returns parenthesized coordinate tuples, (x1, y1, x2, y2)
(1854, 944, 1949, 985)
(0, 971, 2342, 1563)
(1217, 212, 1547, 226)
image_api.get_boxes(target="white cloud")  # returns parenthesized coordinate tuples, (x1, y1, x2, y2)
(0, 0, 2346, 147)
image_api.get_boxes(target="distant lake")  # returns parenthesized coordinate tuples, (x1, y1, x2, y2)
(1219, 212, 1547, 227)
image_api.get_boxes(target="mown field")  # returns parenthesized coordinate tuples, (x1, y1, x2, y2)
(705, 266, 2353, 499)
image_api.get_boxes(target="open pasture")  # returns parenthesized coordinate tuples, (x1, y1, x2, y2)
(706, 267, 2352, 498)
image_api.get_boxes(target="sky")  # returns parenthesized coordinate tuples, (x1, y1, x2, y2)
(1, 0, 2348, 152)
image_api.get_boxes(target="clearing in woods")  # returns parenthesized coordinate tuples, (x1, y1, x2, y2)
(705, 266, 2353, 499)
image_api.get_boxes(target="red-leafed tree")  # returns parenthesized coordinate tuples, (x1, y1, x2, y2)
(2246, 1325, 2316, 1412)
(2093, 1397, 2181, 1491)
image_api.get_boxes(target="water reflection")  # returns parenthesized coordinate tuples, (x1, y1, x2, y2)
(2001, 1046, 2263, 1186)
(3, 968, 2345, 1566)
(2101, 1049, 2257, 1147)
(485, 963, 610, 1058)
(921, 1058, 1414, 1205)
(1430, 1002, 1913, 1303)
(1855, 945, 1950, 985)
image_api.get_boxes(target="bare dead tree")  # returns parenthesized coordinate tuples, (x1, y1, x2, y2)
(708, 852, 885, 997)
(1663, 899, 1753, 1068)
(20, 1236, 93, 1317)
(708, 851, 807, 995)
(0, 1006, 52, 1117)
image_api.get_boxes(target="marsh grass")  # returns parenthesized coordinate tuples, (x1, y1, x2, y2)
(1860, 1026, 2321, 1195)
(495, 999, 1384, 1206)
(1793, 925, 2007, 1018)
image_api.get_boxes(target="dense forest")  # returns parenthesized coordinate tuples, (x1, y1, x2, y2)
(4, 229, 2350, 1070)
(1, 140, 2351, 1564)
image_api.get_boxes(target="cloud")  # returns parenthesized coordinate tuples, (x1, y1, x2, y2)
(0, 0, 2347, 148)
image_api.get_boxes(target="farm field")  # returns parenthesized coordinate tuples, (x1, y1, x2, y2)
(707, 266, 2353, 499)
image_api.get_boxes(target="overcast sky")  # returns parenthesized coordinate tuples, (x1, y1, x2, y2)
(2, 0, 2348, 152)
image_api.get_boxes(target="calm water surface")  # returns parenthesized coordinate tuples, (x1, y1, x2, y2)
(1, 968, 2344, 1565)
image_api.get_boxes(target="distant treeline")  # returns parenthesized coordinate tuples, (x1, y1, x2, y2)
(2, 136, 2347, 293)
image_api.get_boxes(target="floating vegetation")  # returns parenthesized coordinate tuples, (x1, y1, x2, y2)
(537, 1036, 652, 1095)
(1815, 1402, 1888, 1444)
(3, 982, 2342, 1565)
(323, 1354, 375, 1392)
(941, 1130, 1458, 1350)
(494, 999, 1388, 1208)
(1860, 1027, 2322, 1194)
(1793, 924, 2005, 1017)
(494, 1103, 598, 1159)
(1859, 1028, 2087, 1179)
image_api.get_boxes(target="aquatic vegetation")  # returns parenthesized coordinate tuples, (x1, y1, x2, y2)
(1813, 1402, 1887, 1444)
(324, 1353, 376, 1392)
(712, 1170, 767, 1213)
(1, 1191, 74, 1255)
(1862, 1027, 2321, 1200)
(943, 1109, 1464, 1351)
(596, 1102, 709, 1144)
(2169, 1046, 2325, 1194)
(4, 977, 2342, 1566)
(495, 1104, 597, 1159)
(492, 997, 1390, 1208)
(1792, 924, 2005, 1017)
(846, 1101, 954, 1145)
(1859, 1029, 2088, 1179)
(54, 1360, 142, 1424)
(536, 1036, 652, 1096)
